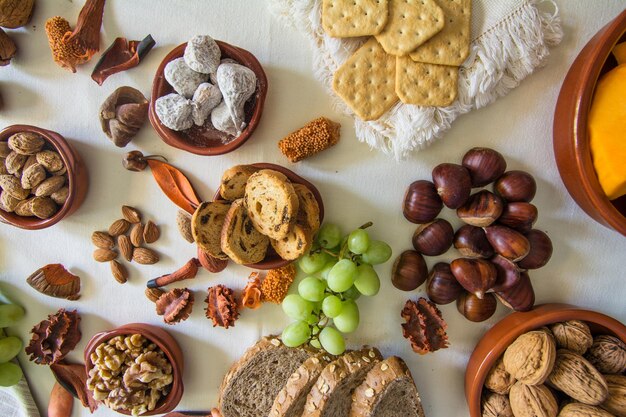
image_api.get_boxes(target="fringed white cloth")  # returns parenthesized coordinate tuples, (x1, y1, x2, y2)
(0, 374, 41, 417)
(269, 0, 563, 160)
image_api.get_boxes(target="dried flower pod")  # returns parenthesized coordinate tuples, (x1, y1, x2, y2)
(217, 62, 257, 132)
(401, 298, 449, 354)
(123, 150, 148, 172)
(261, 264, 296, 304)
(100, 87, 149, 147)
(0, 0, 35, 29)
(91, 35, 155, 85)
(25, 309, 81, 365)
(547, 349, 609, 405)
(601, 374, 626, 417)
(147, 258, 200, 288)
(205, 285, 239, 328)
(503, 330, 556, 385)
(481, 392, 513, 417)
(242, 272, 262, 310)
(0, 27, 16, 66)
(509, 382, 558, 417)
(26, 264, 81, 300)
(550, 321, 593, 355)
(585, 335, 626, 375)
(485, 356, 516, 395)
(156, 288, 194, 324)
(50, 362, 98, 412)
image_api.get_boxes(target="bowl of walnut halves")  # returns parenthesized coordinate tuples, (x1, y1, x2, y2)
(84, 323, 184, 416)
(0, 124, 89, 230)
(149, 35, 268, 156)
(465, 303, 626, 417)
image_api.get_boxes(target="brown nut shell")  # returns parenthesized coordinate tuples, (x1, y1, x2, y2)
(403, 180, 443, 224)
(585, 335, 626, 375)
(392, 250, 428, 291)
(462, 147, 507, 188)
(484, 225, 531, 262)
(509, 382, 558, 417)
(550, 320, 593, 355)
(432, 163, 472, 209)
(503, 330, 556, 385)
(547, 349, 609, 406)
(518, 229, 553, 270)
(0, 0, 35, 29)
(457, 190, 504, 227)
(490, 255, 522, 293)
(559, 403, 614, 417)
(456, 291, 497, 322)
(494, 170, 537, 203)
(495, 271, 535, 312)
(498, 202, 538, 233)
(412, 218, 454, 256)
(450, 258, 497, 300)
(484, 356, 516, 395)
(453, 224, 494, 259)
(601, 374, 626, 417)
(481, 392, 513, 417)
(426, 262, 463, 305)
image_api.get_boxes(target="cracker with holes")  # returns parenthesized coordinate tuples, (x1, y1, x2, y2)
(322, 0, 389, 37)
(375, 0, 445, 56)
(333, 38, 398, 121)
(410, 0, 471, 66)
(395, 56, 458, 106)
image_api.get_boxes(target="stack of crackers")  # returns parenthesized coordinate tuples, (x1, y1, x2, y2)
(325, 0, 471, 120)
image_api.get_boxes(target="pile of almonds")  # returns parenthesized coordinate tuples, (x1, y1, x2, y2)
(482, 320, 626, 417)
(0, 132, 69, 219)
(91, 205, 160, 283)
(393, 147, 553, 322)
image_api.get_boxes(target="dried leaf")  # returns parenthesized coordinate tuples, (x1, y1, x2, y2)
(50, 361, 98, 412)
(91, 35, 155, 85)
(147, 159, 201, 214)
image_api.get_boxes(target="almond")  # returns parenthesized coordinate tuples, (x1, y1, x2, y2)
(29, 196, 57, 219)
(108, 218, 130, 236)
(93, 248, 117, 262)
(133, 247, 159, 264)
(33, 175, 65, 197)
(130, 223, 144, 247)
(118, 235, 133, 262)
(145, 287, 164, 303)
(0, 174, 30, 200)
(36, 150, 64, 172)
(5, 151, 27, 174)
(176, 210, 194, 243)
(122, 205, 142, 223)
(143, 220, 160, 243)
(91, 231, 114, 249)
(110, 260, 128, 284)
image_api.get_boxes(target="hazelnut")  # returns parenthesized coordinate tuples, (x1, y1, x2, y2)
(483, 225, 530, 262)
(391, 250, 428, 291)
(462, 147, 507, 187)
(517, 229, 553, 270)
(426, 262, 463, 305)
(457, 190, 504, 227)
(453, 224, 494, 258)
(456, 291, 497, 322)
(450, 258, 497, 299)
(123, 150, 148, 172)
(432, 163, 472, 209)
(412, 218, 454, 256)
(403, 180, 443, 224)
(497, 202, 538, 233)
(494, 170, 537, 203)
(495, 271, 535, 312)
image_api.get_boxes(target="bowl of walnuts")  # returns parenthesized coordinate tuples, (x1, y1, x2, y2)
(465, 303, 626, 417)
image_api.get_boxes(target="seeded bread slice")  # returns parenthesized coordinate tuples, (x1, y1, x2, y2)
(220, 198, 269, 264)
(304, 347, 383, 417)
(269, 352, 335, 417)
(350, 356, 425, 417)
(244, 169, 299, 240)
(191, 201, 231, 260)
(218, 337, 314, 417)
(270, 224, 313, 261)
(219, 165, 259, 201)
(293, 183, 321, 233)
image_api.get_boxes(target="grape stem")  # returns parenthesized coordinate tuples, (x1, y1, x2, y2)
(358, 221, 373, 230)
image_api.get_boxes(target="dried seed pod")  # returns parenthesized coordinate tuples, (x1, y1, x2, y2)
(129, 223, 144, 247)
(93, 248, 117, 263)
(585, 335, 626, 375)
(108, 218, 130, 236)
(117, 235, 133, 262)
(242, 272, 262, 310)
(426, 262, 463, 305)
(518, 229, 553, 270)
(121, 205, 142, 223)
(457, 190, 504, 227)
(91, 231, 114, 249)
(49, 362, 98, 412)
(99, 87, 149, 147)
(143, 220, 160, 243)
(550, 320, 593, 355)
(156, 288, 194, 324)
(485, 356, 516, 395)
(109, 260, 128, 284)
(483, 225, 530, 262)
(401, 297, 449, 354)
(462, 147, 507, 187)
(450, 258, 497, 300)
(205, 285, 239, 328)
(132, 247, 159, 264)
(123, 150, 147, 172)
(25, 309, 81, 364)
(412, 218, 454, 256)
(547, 349, 609, 405)
(176, 210, 194, 243)
(26, 264, 81, 300)
(456, 292, 497, 322)
(453, 224, 494, 258)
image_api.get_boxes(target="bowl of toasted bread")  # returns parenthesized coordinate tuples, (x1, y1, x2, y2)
(191, 163, 323, 270)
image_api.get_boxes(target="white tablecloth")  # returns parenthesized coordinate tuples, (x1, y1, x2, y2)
(1, 1, 625, 416)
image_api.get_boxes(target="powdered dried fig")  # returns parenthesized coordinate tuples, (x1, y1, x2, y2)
(216, 62, 256, 132)
(100, 86, 149, 147)
(155, 93, 193, 131)
(585, 335, 626, 375)
(191, 82, 221, 126)
(504, 330, 556, 385)
(183, 35, 220, 75)
(210, 100, 237, 136)
(164, 57, 207, 98)
(550, 321, 593, 355)
(509, 382, 557, 417)
(485, 356, 516, 395)
(601, 374, 626, 417)
(547, 349, 608, 406)
(482, 392, 513, 417)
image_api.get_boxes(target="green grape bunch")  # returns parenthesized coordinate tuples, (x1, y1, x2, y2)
(281, 222, 392, 355)
(0, 301, 26, 387)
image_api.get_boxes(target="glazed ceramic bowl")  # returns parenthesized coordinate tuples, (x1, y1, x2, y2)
(553, 10, 626, 236)
(213, 163, 324, 270)
(149, 40, 268, 156)
(0, 124, 88, 230)
(84, 323, 184, 416)
(464, 303, 626, 417)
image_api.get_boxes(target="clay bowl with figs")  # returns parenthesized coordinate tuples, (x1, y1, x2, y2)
(84, 323, 184, 415)
(553, 9, 626, 236)
(149, 41, 268, 156)
(213, 162, 324, 270)
(464, 303, 626, 417)
(0, 124, 88, 230)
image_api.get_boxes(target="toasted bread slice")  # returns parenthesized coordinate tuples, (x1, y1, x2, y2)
(293, 183, 321, 233)
(244, 170, 299, 240)
(191, 201, 231, 260)
(270, 224, 313, 261)
(220, 198, 269, 264)
(219, 165, 259, 201)
(350, 356, 425, 417)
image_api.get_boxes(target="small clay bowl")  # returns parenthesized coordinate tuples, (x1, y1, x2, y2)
(0, 124, 88, 230)
(213, 163, 324, 270)
(84, 323, 184, 416)
(553, 10, 626, 236)
(149, 41, 268, 156)
(464, 303, 626, 417)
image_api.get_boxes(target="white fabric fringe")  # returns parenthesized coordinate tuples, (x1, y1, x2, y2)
(269, 0, 563, 160)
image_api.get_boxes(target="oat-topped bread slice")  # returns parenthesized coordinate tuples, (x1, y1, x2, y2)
(219, 165, 259, 201)
(270, 224, 313, 261)
(220, 198, 269, 264)
(219, 337, 314, 417)
(304, 347, 383, 417)
(350, 356, 425, 417)
(191, 201, 231, 260)
(244, 169, 299, 240)
(293, 183, 321, 233)
(269, 352, 335, 417)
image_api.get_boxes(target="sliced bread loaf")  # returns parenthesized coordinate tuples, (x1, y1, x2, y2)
(350, 356, 425, 417)
(220, 198, 269, 264)
(219, 337, 314, 417)
(244, 169, 299, 240)
(293, 183, 321, 233)
(191, 201, 231, 260)
(269, 352, 335, 417)
(219, 165, 258, 201)
(270, 224, 313, 261)
(304, 347, 383, 417)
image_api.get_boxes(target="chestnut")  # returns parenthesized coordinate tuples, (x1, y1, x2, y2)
(450, 258, 497, 299)
(432, 163, 472, 209)
(412, 218, 454, 256)
(494, 170, 537, 202)
(462, 147, 507, 187)
(498, 202, 538, 233)
(483, 225, 530, 262)
(490, 255, 521, 292)
(456, 190, 504, 227)
(391, 250, 428, 291)
(426, 262, 463, 305)
(453, 224, 494, 258)
(403, 180, 443, 224)
(495, 271, 535, 312)
(457, 292, 497, 322)
(517, 229, 553, 269)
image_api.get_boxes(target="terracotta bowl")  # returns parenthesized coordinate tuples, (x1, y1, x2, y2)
(0, 124, 88, 230)
(149, 41, 268, 155)
(553, 10, 626, 236)
(84, 323, 184, 416)
(464, 303, 626, 417)
(213, 163, 324, 270)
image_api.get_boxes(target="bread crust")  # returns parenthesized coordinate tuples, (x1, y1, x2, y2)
(270, 224, 313, 261)
(293, 183, 321, 233)
(220, 199, 269, 264)
(220, 165, 258, 201)
(191, 200, 231, 260)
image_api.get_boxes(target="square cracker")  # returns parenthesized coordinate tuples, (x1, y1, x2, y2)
(375, 0, 445, 56)
(322, 0, 389, 38)
(410, 0, 472, 66)
(396, 56, 458, 107)
(333, 38, 398, 121)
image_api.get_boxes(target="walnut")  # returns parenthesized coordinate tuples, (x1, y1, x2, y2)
(585, 335, 626, 375)
(25, 309, 81, 365)
(485, 356, 516, 395)
(401, 297, 449, 354)
(558, 403, 615, 417)
(547, 349, 608, 406)
(0, 27, 16, 66)
(155, 288, 194, 325)
(601, 374, 626, 417)
(205, 284, 239, 328)
(0, 0, 35, 29)
(509, 382, 558, 417)
(550, 321, 593, 355)
(503, 330, 556, 385)
(481, 392, 513, 417)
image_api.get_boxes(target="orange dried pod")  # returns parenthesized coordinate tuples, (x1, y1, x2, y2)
(401, 297, 449, 354)
(260, 264, 296, 304)
(242, 272, 262, 310)
(155, 288, 194, 325)
(26, 264, 80, 300)
(205, 285, 239, 328)
(25, 309, 82, 365)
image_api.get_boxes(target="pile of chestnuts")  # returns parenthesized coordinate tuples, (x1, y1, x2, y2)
(393, 147, 553, 322)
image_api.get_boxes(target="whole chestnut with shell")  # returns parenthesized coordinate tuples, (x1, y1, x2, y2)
(462, 147, 507, 187)
(432, 163, 472, 209)
(517, 229, 553, 270)
(498, 202, 538, 233)
(412, 218, 454, 256)
(457, 190, 504, 228)
(454, 224, 494, 259)
(494, 170, 537, 202)
(450, 258, 497, 300)
(391, 250, 428, 291)
(426, 262, 463, 305)
(403, 180, 443, 224)
(483, 225, 531, 262)
(457, 292, 497, 322)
